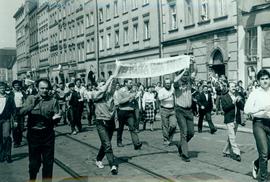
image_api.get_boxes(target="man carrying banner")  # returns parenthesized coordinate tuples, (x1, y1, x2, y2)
(174, 69, 194, 162)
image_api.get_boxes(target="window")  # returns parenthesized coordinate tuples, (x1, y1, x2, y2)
(215, 0, 226, 17)
(200, 0, 209, 21)
(144, 21, 150, 39)
(106, 33, 111, 49)
(115, 30, 119, 46)
(133, 24, 138, 42)
(90, 12, 94, 25)
(114, 0, 118, 17)
(246, 28, 257, 57)
(143, 0, 149, 5)
(87, 40, 90, 52)
(99, 35, 104, 50)
(169, 4, 177, 30)
(90, 37, 94, 52)
(106, 4, 110, 20)
(132, 0, 138, 9)
(184, 0, 194, 25)
(86, 14, 90, 27)
(81, 21, 84, 34)
(78, 46, 81, 61)
(124, 27, 129, 44)
(99, 8, 103, 22)
(123, 0, 127, 13)
(81, 44, 85, 61)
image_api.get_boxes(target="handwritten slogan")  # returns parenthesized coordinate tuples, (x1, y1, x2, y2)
(115, 55, 190, 78)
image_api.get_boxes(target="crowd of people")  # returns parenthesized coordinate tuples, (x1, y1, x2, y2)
(0, 68, 270, 182)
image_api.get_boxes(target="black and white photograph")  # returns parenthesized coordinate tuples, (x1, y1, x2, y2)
(1, 0, 270, 181)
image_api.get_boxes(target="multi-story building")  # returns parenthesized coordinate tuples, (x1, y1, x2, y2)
(37, 2, 50, 78)
(0, 48, 17, 82)
(14, 5, 27, 79)
(161, 0, 238, 81)
(239, 1, 270, 86)
(84, 0, 97, 84)
(29, 2, 39, 80)
(49, 0, 61, 83)
(14, 0, 270, 87)
(97, 0, 162, 84)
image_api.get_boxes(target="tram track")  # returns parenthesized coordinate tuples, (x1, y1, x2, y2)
(55, 130, 174, 182)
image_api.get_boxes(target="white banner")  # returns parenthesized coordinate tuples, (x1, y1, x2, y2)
(115, 55, 190, 78)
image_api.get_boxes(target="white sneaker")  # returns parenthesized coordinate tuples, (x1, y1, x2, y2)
(252, 160, 259, 179)
(95, 160, 104, 169)
(71, 131, 77, 135)
(111, 165, 118, 175)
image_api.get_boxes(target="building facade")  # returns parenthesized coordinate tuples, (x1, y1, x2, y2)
(14, 0, 270, 87)
(37, 2, 50, 78)
(239, 1, 270, 86)
(161, 0, 238, 82)
(14, 5, 27, 79)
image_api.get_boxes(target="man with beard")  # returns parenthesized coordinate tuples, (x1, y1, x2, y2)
(244, 69, 270, 181)
(221, 82, 244, 162)
(158, 78, 177, 145)
(20, 79, 60, 182)
(115, 78, 142, 150)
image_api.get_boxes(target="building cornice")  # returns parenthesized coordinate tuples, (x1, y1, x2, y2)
(162, 26, 236, 47)
(13, 5, 24, 19)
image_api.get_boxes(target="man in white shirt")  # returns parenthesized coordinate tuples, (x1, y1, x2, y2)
(12, 80, 26, 148)
(74, 78, 86, 132)
(244, 69, 270, 181)
(158, 78, 177, 145)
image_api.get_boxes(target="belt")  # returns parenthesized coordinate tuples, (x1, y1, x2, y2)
(176, 105, 191, 110)
(160, 106, 174, 110)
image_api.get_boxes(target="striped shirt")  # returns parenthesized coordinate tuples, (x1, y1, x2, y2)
(174, 82, 192, 108)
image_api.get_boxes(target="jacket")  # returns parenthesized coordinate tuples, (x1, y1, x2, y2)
(196, 92, 213, 112)
(221, 91, 245, 124)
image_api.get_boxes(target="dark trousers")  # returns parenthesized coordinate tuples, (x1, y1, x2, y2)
(134, 108, 140, 130)
(87, 101, 95, 125)
(215, 95, 222, 113)
(96, 119, 116, 167)
(175, 106, 194, 157)
(27, 129, 55, 182)
(13, 109, 24, 145)
(0, 120, 12, 161)
(69, 107, 82, 132)
(198, 109, 216, 132)
(253, 119, 270, 182)
(78, 101, 84, 123)
(117, 110, 140, 146)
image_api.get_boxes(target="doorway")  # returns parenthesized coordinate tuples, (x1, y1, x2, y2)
(211, 50, 225, 77)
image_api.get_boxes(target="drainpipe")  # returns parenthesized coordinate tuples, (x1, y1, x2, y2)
(157, 0, 164, 83)
(95, 0, 100, 80)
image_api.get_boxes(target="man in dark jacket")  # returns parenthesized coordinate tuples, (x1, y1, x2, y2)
(0, 81, 16, 163)
(196, 85, 217, 134)
(66, 83, 81, 135)
(221, 82, 244, 162)
(20, 78, 59, 182)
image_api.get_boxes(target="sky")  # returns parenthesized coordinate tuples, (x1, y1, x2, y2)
(0, 0, 24, 49)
